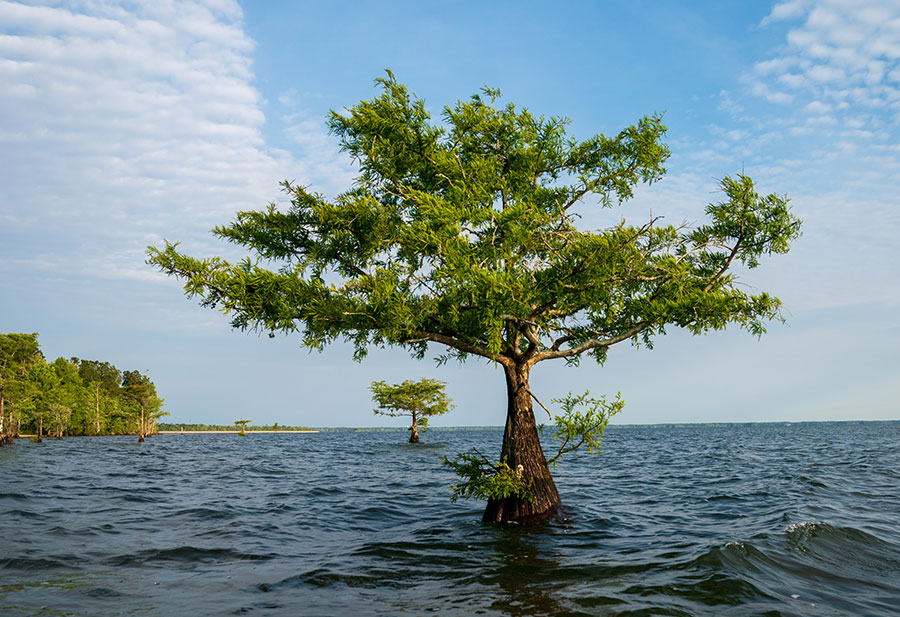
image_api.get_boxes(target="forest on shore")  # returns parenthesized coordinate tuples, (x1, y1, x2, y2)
(0, 333, 165, 442)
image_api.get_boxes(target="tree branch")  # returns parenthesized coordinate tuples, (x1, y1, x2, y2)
(528, 388, 552, 419)
(534, 323, 648, 363)
(703, 238, 742, 293)
(408, 331, 505, 363)
(561, 159, 640, 211)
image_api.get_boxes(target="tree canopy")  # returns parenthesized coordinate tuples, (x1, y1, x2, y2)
(148, 73, 801, 521)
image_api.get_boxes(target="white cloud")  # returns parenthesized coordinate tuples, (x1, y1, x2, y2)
(806, 63, 846, 83)
(805, 114, 837, 126)
(803, 100, 831, 114)
(751, 0, 900, 109)
(698, 4, 900, 314)
(0, 0, 355, 289)
(760, 0, 814, 27)
(778, 74, 807, 91)
(743, 77, 795, 103)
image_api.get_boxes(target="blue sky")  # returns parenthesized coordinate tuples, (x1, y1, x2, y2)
(1, 0, 898, 427)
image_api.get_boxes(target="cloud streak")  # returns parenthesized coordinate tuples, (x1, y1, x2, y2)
(0, 0, 299, 282)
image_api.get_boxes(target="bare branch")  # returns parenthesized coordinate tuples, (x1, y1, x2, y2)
(528, 388, 552, 419)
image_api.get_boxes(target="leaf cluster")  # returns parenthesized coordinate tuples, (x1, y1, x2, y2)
(546, 391, 625, 468)
(442, 449, 534, 503)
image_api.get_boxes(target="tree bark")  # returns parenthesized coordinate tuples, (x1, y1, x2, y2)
(409, 412, 419, 444)
(482, 362, 560, 523)
(93, 384, 102, 435)
(0, 368, 6, 437)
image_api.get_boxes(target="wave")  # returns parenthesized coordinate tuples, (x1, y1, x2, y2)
(3, 425, 899, 616)
(0, 556, 82, 571)
(106, 546, 276, 567)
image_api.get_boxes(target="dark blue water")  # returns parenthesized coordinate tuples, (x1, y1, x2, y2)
(1, 423, 898, 616)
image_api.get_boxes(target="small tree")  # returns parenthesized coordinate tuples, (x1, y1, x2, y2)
(370, 378, 453, 443)
(235, 419, 251, 435)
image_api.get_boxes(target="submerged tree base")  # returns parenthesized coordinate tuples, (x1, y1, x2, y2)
(482, 498, 559, 523)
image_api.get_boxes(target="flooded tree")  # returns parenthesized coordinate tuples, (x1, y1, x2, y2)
(122, 370, 165, 443)
(370, 378, 453, 443)
(148, 73, 801, 522)
(235, 419, 251, 435)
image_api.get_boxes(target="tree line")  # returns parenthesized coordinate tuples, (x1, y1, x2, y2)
(0, 333, 166, 443)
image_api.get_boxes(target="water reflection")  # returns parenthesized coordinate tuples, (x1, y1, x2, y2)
(481, 522, 568, 617)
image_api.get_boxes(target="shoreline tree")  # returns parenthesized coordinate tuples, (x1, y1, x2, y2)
(235, 419, 251, 435)
(121, 370, 165, 442)
(0, 333, 42, 443)
(0, 334, 166, 441)
(370, 378, 453, 443)
(147, 73, 801, 522)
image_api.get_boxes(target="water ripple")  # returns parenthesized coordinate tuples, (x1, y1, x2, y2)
(0, 424, 898, 616)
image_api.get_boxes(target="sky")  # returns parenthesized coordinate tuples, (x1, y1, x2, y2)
(1, 0, 899, 427)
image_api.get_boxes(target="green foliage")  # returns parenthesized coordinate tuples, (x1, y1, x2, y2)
(0, 333, 165, 438)
(147, 73, 800, 372)
(443, 391, 624, 502)
(0, 333, 43, 434)
(75, 359, 121, 393)
(442, 450, 534, 503)
(370, 378, 453, 428)
(546, 391, 625, 468)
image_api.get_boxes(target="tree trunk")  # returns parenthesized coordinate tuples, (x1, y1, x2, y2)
(0, 359, 6, 437)
(409, 412, 419, 444)
(0, 381, 6, 437)
(93, 384, 102, 435)
(482, 362, 560, 523)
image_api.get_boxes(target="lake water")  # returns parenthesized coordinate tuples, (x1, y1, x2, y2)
(1, 423, 898, 616)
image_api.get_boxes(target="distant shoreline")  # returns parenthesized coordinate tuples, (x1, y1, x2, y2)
(12, 420, 897, 441)
(159, 430, 319, 434)
(161, 419, 899, 433)
(13, 431, 320, 438)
